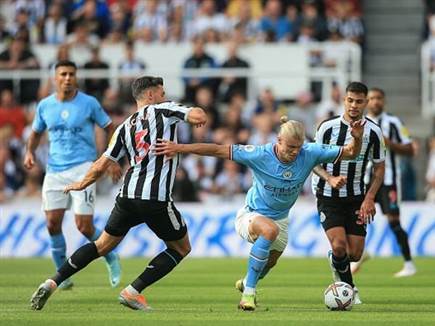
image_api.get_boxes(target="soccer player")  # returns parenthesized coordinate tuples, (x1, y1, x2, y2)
(24, 60, 121, 289)
(153, 116, 366, 311)
(30, 76, 207, 311)
(351, 87, 416, 277)
(312, 82, 386, 304)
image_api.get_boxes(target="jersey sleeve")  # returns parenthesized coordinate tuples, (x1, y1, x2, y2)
(371, 127, 386, 163)
(315, 121, 327, 144)
(32, 102, 47, 133)
(156, 101, 192, 124)
(103, 124, 126, 162)
(90, 97, 112, 128)
(393, 118, 412, 145)
(230, 144, 261, 168)
(312, 143, 342, 165)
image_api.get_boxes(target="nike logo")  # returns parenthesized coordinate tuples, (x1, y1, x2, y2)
(338, 266, 349, 273)
(147, 265, 154, 269)
(68, 258, 78, 269)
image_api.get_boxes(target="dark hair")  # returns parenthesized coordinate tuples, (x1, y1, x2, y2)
(369, 87, 385, 97)
(131, 76, 163, 100)
(345, 81, 368, 96)
(54, 60, 77, 70)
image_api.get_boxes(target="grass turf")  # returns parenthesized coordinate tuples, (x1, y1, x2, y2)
(1, 257, 435, 325)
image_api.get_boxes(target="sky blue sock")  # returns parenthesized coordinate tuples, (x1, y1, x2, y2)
(245, 236, 272, 289)
(89, 228, 116, 263)
(50, 233, 66, 270)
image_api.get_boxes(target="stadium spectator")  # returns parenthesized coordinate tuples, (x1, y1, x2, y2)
(316, 81, 343, 124)
(219, 41, 250, 102)
(287, 90, 317, 140)
(0, 37, 40, 104)
(41, 2, 67, 44)
(29, 75, 208, 312)
(249, 113, 277, 145)
(253, 87, 283, 125)
(108, 1, 132, 36)
(66, 24, 99, 48)
(24, 60, 121, 291)
(213, 160, 247, 198)
(326, 0, 364, 45)
(133, 0, 168, 42)
(191, 0, 231, 41)
(118, 40, 146, 103)
(229, 0, 261, 43)
(172, 166, 199, 202)
(294, 0, 328, 41)
(0, 89, 26, 139)
(83, 46, 110, 101)
(182, 36, 217, 103)
(259, 0, 293, 42)
(70, 0, 111, 39)
(194, 86, 220, 130)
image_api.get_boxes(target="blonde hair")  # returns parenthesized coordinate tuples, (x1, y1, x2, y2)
(278, 116, 305, 142)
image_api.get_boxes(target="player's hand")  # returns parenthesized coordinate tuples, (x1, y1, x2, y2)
(23, 151, 35, 170)
(106, 163, 122, 183)
(350, 119, 365, 140)
(383, 136, 391, 148)
(153, 139, 178, 158)
(327, 176, 347, 189)
(357, 198, 376, 224)
(64, 182, 85, 193)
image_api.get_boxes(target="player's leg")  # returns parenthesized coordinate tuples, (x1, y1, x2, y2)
(387, 213, 416, 277)
(236, 250, 283, 292)
(72, 182, 121, 287)
(30, 195, 131, 310)
(120, 201, 189, 311)
(325, 227, 354, 287)
(30, 231, 123, 310)
(346, 234, 365, 304)
(42, 172, 73, 289)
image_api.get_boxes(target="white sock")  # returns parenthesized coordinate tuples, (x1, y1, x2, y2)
(126, 284, 139, 295)
(243, 286, 256, 295)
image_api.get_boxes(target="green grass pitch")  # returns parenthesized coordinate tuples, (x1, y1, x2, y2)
(1, 257, 435, 325)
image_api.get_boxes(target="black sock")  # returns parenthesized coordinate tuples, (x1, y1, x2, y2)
(131, 248, 184, 293)
(331, 253, 354, 288)
(52, 243, 100, 285)
(389, 220, 412, 261)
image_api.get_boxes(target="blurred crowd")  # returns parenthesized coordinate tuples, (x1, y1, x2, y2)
(0, 0, 433, 203)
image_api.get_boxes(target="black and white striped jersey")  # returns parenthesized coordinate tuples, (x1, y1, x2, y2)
(311, 115, 385, 198)
(365, 112, 411, 187)
(103, 101, 192, 201)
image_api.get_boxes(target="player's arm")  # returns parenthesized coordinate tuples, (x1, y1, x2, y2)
(186, 107, 207, 127)
(359, 161, 385, 223)
(64, 156, 115, 192)
(102, 122, 122, 182)
(154, 139, 230, 159)
(313, 166, 347, 189)
(23, 130, 43, 170)
(384, 137, 414, 156)
(339, 119, 364, 160)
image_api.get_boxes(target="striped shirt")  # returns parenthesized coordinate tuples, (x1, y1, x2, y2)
(365, 112, 411, 187)
(311, 115, 385, 198)
(104, 101, 192, 201)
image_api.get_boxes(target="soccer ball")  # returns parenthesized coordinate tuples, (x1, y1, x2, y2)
(324, 282, 354, 311)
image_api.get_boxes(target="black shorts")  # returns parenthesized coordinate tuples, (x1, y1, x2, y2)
(317, 196, 366, 236)
(105, 196, 187, 241)
(375, 185, 400, 215)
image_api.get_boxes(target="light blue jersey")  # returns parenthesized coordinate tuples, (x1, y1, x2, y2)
(32, 91, 111, 172)
(231, 142, 342, 220)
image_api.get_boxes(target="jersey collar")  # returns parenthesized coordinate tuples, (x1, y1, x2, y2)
(340, 114, 366, 126)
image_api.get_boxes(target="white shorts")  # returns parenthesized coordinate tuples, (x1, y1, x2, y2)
(42, 161, 95, 215)
(234, 206, 288, 252)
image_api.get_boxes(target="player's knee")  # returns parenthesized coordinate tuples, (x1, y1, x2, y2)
(77, 223, 94, 238)
(94, 239, 110, 256)
(46, 220, 62, 235)
(262, 224, 279, 241)
(331, 240, 347, 257)
(177, 242, 191, 257)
